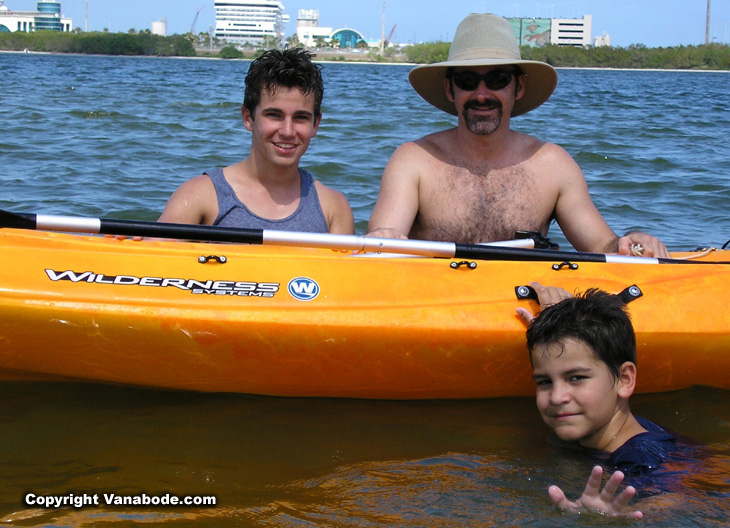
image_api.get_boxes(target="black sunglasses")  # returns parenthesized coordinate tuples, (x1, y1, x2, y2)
(450, 70, 516, 91)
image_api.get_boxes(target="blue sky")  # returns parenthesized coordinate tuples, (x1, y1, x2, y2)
(7, 0, 730, 47)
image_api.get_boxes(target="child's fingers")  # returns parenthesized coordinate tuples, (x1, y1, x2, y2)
(547, 485, 573, 509)
(516, 307, 535, 325)
(613, 485, 636, 510)
(599, 469, 624, 501)
(583, 465, 604, 496)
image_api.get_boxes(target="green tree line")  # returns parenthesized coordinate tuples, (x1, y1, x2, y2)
(0, 30, 195, 57)
(404, 41, 730, 70)
(4, 30, 729, 69)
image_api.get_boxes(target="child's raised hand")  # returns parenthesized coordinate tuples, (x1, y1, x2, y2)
(548, 465, 643, 520)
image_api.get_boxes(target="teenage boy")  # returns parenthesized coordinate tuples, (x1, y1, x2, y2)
(521, 285, 676, 519)
(158, 48, 354, 234)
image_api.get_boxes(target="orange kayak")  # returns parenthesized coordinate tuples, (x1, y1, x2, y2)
(0, 228, 728, 399)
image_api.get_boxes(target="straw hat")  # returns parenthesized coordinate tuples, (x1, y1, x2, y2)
(409, 13, 558, 117)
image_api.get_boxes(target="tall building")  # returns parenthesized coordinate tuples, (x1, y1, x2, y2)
(0, 0, 73, 33)
(214, 0, 289, 46)
(550, 15, 593, 47)
(295, 9, 330, 47)
(151, 18, 166, 37)
(509, 15, 593, 48)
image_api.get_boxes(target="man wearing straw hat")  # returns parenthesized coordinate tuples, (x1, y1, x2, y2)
(367, 13, 668, 257)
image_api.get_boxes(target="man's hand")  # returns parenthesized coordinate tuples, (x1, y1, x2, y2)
(618, 231, 670, 258)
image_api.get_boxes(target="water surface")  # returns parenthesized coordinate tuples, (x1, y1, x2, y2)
(2, 54, 729, 248)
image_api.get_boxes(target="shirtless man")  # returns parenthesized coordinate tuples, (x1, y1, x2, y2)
(367, 13, 668, 257)
(159, 48, 354, 234)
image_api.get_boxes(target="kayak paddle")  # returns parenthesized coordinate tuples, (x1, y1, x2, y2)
(0, 209, 723, 265)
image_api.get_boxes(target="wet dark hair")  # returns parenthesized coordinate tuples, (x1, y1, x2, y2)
(526, 288, 637, 381)
(243, 48, 324, 119)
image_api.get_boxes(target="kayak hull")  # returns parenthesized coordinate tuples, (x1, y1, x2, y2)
(1, 229, 729, 399)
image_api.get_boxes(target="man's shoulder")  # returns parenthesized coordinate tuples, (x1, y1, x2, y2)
(514, 134, 581, 179)
(395, 128, 453, 153)
(509, 130, 561, 156)
(386, 130, 456, 169)
(536, 138, 570, 156)
(414, 128, 457, 148)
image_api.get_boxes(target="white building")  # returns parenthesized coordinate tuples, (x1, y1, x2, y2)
(510, 15, 592, 48)
(594, 32, 611, 47)
(151, 18, 166, 37)
(0, 0, 73, 33)
(295, 9, 367, 49)
(550, 15, 592, 47)
(214, 0, 289, 46)
(295, 9, 330, 47)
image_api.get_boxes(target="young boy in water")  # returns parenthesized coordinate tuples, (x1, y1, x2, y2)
(519, 285, 676, 519)
(157, 48, 354, 234)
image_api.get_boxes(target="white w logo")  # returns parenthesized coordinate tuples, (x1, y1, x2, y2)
(287, 277, 320, 301)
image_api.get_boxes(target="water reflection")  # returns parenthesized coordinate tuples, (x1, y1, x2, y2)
(0, 382, 727, 526)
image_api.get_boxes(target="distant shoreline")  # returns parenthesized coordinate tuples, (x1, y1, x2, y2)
(3, 49, 729, 73)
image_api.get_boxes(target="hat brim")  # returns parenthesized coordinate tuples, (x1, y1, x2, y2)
(409, 58, 558, 117)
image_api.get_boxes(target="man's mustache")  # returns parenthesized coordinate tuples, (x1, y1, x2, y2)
(463, 99, 502, 111)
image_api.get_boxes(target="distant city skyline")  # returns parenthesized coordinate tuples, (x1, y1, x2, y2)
(5, 0, 729, 47)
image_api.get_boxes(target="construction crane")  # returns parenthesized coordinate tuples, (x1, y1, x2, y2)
(385, 24, 397, 46)
(190, 4, 205, 34)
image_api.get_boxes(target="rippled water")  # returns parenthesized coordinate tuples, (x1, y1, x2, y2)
(2, 53, 729, 248)
(1, 53, 729, 527)
(1, 383, 729, 527)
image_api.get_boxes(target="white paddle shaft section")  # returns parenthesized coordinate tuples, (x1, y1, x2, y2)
(31, 211, 536, 256)
(263, 231, 457, 257)
(605, 254, 659, 264)
(36, 214, 102, 233)
(262, 231, 535, 257)
(478, 239, 537, 248)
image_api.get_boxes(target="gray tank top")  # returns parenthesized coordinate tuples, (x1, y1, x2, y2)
(206, 167, 329, 233)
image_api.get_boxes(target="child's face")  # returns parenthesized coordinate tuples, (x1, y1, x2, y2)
(531, 338, 623, 450)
